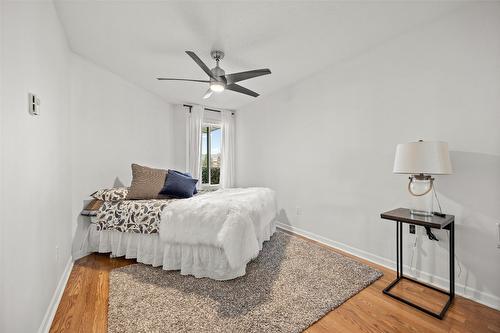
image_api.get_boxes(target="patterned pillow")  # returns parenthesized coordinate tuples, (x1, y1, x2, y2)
(91, 187, 129, 201)
(126, 164, 170, 200)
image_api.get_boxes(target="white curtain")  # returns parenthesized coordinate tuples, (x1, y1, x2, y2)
(220, 110, 235, 188)
(187, 105, 204, 187)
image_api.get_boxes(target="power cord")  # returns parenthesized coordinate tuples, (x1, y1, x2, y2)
(432, 185, 463, 280)
(409, 227, 419, 274)
(433, 185, 443, 214)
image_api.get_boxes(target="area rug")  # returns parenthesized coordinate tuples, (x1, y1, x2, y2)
(108, 231, 382, 333)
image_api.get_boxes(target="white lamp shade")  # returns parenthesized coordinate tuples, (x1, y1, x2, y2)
(393, 141, 453, 175)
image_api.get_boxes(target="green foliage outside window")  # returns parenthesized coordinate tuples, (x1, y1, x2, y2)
(202, 166, 208, 183)
(202, 166, 220, 185)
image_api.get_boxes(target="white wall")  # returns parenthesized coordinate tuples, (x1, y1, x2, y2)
(70, 54, 176, 253)
(0, 0, 5, 328)
(236, 2, 500, 309)
(0, 3, 178, 331)
(0, 1, 72, 332)
(172, 104, 189, 171)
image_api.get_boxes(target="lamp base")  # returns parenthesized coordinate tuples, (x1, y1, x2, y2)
(408, 175, 434, 217)
(410, 208, 433, 217)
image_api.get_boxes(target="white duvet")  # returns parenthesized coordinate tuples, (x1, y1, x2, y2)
(159, 187, 277, 269)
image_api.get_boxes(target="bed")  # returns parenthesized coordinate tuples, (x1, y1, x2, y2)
(79, 187, 277, 280)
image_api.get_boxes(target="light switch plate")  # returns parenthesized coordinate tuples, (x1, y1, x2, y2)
(28, 93, 40, 115)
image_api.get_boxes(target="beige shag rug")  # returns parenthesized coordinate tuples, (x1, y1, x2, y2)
(108, 231, 382, 333)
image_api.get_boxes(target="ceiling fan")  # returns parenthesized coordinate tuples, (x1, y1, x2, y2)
(157, 50, 271, 99)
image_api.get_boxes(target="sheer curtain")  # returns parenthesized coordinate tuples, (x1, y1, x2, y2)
(220, 110, 235, 188)
(187, 105, 204, 187)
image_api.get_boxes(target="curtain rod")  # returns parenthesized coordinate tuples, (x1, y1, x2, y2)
(183, 104, 234, 115)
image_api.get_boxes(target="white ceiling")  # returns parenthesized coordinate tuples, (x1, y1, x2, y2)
(54, 1, 461, 110)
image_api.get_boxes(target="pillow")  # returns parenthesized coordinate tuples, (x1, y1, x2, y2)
(159, 170, 198, 198)
(169, 170, 197, 194)
(81, 199, 104, 216)
(126, 164, 169, 200)
(91, 187, 128, 201)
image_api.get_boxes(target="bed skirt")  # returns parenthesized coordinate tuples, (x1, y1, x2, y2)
(83, 220, 276, 280)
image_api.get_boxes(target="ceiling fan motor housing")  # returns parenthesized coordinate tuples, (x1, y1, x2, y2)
(210, 50, 226, 82)
(211, 66, 226, 81)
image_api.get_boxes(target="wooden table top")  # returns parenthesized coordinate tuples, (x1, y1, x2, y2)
(381, 208, 454, 229)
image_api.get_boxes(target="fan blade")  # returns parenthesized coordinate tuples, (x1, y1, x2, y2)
(226, 84, 259, 97)
(224, 69, 271, 84)
(185, 51, 217, 80)
(157, 78, 210, 83)
(203, 89, 213, 99)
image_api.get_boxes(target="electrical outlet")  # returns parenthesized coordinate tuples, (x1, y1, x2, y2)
(28, 93, 40, 115)
(409, 224, 415, 234)
(296, 207, 302, 216)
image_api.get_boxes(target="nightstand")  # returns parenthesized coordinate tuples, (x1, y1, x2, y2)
(380, 208, 455, 319)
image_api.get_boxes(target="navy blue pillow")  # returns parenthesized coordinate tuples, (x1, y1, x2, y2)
(159, 170, 198, 198)
(170, 170, 191, 177)
(169, 170, 197, 194)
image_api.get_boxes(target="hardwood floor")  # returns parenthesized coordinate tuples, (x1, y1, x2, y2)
(50, 232, 500, 333)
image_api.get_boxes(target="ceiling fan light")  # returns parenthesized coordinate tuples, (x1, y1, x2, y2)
(210, 82, 225, 92)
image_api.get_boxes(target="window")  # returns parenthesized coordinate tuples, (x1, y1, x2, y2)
(201, 125, 221, 185)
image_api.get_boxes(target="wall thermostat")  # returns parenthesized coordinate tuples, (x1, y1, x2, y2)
(28, 93, 40, 115)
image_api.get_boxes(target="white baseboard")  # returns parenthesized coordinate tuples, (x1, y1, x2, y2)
(38, 257, 74, 333)
(276, 223, 500, 311)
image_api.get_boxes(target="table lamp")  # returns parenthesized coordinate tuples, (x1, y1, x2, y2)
(393, 140, 453, 216)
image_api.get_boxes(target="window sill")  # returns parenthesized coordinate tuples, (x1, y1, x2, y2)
(201, 184, 220, 190)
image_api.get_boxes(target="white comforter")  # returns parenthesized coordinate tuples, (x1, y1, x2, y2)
(159, 187, 277, 268)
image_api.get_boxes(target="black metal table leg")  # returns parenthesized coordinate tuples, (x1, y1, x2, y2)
(436, 221, 455, 318)
(399, 221, 403, 276)
(450, 222, 455, 297)
(396, 221, 399, 278)
(383, 220, 455, 319)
